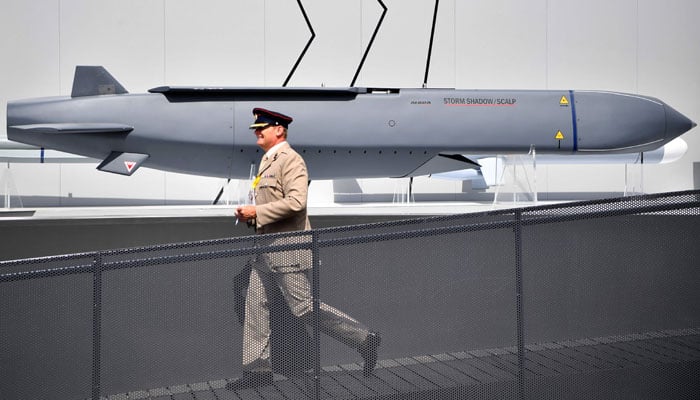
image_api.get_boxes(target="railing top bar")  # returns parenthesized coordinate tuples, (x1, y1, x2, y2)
(0, 251, 97, 268)
(521, 200, 700, 225)
(519, 189, 700, 214)
(5, 198, 699, 281)
(318, 199, 700, 247)
(318, 219, 516, 248)
(0, 263, 95, 283)
(100, 246, 260, 273)
(1, 190, 698, 272)
(311, 189, 700, 234)
(103, 235, 254, 255)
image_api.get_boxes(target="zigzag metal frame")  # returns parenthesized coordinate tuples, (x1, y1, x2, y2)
(351, 0, 387, 87)
(424, 0, 439, 87)
(283, 0, 439, 88)
(283, 0, 316, 87)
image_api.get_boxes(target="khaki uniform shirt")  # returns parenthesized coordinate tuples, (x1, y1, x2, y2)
(254, 141, 312, 272)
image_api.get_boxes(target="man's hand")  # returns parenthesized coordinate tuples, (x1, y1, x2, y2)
(235, 205, 257, 222)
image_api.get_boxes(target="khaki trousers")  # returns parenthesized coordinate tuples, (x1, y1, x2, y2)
(242, 262, 369, 371)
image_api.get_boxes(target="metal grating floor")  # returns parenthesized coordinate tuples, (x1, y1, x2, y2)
(104, 328, 700, 400)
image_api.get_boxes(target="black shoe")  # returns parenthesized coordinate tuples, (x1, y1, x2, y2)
(226, 371, 273, 391)
(358, 331, 381, 376)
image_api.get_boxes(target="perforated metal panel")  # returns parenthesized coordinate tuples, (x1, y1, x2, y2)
(1, 191, 699, 400)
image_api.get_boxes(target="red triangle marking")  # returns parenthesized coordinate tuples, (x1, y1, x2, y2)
(124, 161, 136, 172)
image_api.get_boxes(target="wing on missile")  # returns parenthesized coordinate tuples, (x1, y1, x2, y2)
(97, 151, 149, 176)
(8, 123, 133, 134)
(404, 154, 481, 177)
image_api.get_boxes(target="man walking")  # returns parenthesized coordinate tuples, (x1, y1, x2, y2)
(229, 108, 381, 390)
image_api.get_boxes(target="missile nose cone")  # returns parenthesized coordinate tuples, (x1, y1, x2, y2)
(664, 105, 695, 139)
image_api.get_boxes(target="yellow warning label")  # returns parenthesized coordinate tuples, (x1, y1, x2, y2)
(559, 96, 569, 106)
(555, 131, 565, 140)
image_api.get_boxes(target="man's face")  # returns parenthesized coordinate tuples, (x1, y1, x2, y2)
(254, 125, 281, 151)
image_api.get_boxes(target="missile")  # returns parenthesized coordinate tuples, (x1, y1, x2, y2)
(6, 66, 695, 180)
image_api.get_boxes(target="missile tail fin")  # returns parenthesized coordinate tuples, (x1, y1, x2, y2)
(71, 66, 128, 97)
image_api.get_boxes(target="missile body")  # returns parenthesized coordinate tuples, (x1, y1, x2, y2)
(7, 67, 695, 180)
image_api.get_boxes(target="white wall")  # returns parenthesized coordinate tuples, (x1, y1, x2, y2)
(1, 0, 698, 205)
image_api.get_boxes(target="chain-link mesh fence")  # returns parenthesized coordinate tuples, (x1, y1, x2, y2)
(1, 190, 699, 400)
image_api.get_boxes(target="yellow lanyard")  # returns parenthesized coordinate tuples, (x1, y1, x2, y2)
(252, 175, 261, 189)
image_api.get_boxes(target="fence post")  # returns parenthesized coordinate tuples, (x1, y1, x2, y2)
(311, 231, 321, 400)
(514, 209, 525, 400)
(92, 252, 103, 400)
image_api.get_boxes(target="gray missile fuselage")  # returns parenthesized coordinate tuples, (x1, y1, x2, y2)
(7, 69, 695, 180)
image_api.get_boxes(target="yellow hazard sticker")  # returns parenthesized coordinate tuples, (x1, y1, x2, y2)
(555, 130, 565, 140)
(559, 96, 569, 106)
